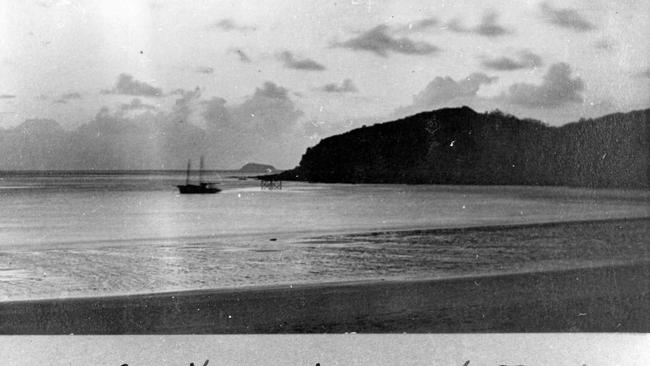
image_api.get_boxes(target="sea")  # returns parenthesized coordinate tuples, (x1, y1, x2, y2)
(0, 171, 648, 301)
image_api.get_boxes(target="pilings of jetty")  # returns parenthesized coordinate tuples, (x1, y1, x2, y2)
(260, 178, 282, 190)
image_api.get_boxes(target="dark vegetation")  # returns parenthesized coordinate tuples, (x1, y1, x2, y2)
(273, 107, 649, 188)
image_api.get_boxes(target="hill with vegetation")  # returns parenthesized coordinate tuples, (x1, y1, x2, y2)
(239, 162, 277, 173)
(273, 107, 649, 188)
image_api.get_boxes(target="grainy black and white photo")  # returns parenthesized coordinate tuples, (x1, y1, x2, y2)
(0, 0, 648, 365)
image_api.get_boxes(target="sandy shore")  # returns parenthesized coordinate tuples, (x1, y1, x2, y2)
(0, 261, 647, 334)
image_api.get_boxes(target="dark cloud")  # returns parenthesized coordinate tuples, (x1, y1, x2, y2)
(411, 17, 439, 31)
(335, 25, 440, 57)
(201, 97, 231, 130)
(415, 73, 497, 105)
(170, 81, 305, 155)
(447, 13, 509, 37)
(639, 68, 650, 78)
(169, 88, 186, 96)
(482, 50, 543, 71)
(396, 73, 497, 116)
(395, 62, 585, 119)
(502, 62, 584, 108)
(594, 39, 615, 50)
(278, 51, 326, 71)
(319, 79, 358, 93)
(119, 98, 157, 112)
(230, 81, 304, 134)
(17, 118, 64, 133)
(0, 94, 16, 99)
(195, 66, 214, 74)
(482, 57, 521, 71)
(397, 17, 440, 33)
(171, 87, 202, 120)
(188, 81, 306, 166)
(102, 73, 163, 97)
(0, 81, 308, 170)
(230, 48, 252, 63)
(54, 92, 82, 104)
(541, 2, 595, 31)
(447, 19, 467, 33)
(475, 13, 509, 37)
(0, 118, 68, 170)
(211, 19, 255, 32)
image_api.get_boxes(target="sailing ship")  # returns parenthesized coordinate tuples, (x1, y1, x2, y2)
(177, 156, 221, 194)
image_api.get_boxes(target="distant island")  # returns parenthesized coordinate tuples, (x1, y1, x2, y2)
(271, 106, 649, 188)
(239, 162, 277, 173)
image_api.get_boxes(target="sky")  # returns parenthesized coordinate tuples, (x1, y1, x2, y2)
(0, 0, 649, 169)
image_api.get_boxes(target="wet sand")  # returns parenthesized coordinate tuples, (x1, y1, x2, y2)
(0, 261, 647, 334)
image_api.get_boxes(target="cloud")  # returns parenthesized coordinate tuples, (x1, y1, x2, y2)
(211, 19, 255, 32)
(171, 87, 202, 121)
(102, 73, 163, 97)
(119, 98, 157, 112)
(0, 118, 68, 170)
(397, 17, 440, 33)
(195, 66, 214, 74)
(413, 73, 497, 106)
(319, 79, 358, 93)
(0, 81, 309, 170)
(594, 39, 615, 50)
(540, 2, 595, 31)
(53, 92, 82, 104)
(201, 97, 231, 130)
(638, 68, 650, 78)
(230, 48, 252, 63)
(400, 73, 497, 115)
(0, 94, 16, 99)
(278, 51, 326, 71)
(203, 81, 307, 166)
(395, 62, 585, 119)
(411, 17, 439, 31)
(335, 25, 440, 57)
(447, 13, 509, 37)
(502, 62, 584, 108)
(482, 50, 543, 71)
(230, 81, 304, 134)
(475, 13, 509, 37)
(446, 19, 467, 33)
(169, 88, 186, 96)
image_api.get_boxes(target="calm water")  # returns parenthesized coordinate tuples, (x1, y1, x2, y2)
(0, 171, 648, 300)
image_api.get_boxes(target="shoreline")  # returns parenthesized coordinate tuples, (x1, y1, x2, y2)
(1, 216, 648, 303)
(1, 261, 647, 334)
(0, 256, 643, 304)
(4, 214, 649, 250)
(304, 215, 650, 238)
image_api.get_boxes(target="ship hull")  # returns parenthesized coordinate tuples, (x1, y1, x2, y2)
(177, 184, 221, 194)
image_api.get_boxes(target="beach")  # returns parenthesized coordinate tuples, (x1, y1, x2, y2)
(1, 217, 648, 334)
(0, 260, 647, 334)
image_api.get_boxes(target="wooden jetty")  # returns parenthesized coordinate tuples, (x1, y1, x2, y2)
(260, 178, 282, 190)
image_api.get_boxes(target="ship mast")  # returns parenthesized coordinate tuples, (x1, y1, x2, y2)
(186, 159, 191, 185)
(199, 155, 204, 184)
